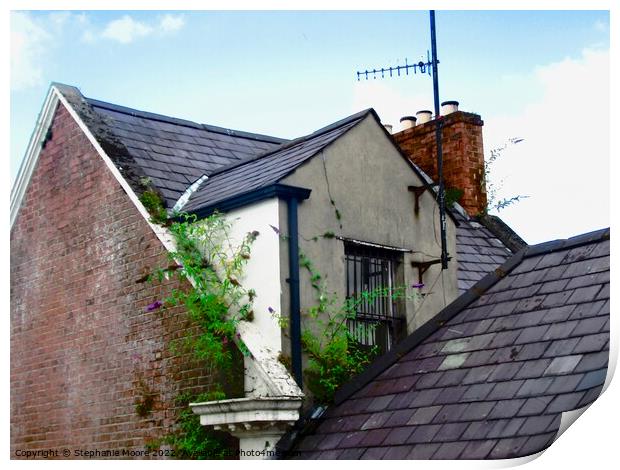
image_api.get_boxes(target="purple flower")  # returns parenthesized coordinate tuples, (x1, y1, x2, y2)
(269, 224, 280, 235)
(236, 333, 241, 339)
(268, 306, 276, 314)
(222, 337, 229, 345)
(146, 300, 164, 312)
(411, 283, 425, 289)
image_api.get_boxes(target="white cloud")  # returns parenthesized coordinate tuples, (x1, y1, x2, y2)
(11, 12, 51, 91)
(99, 14, 185, 44)
(159, 14, 185, 33)
(102, 15, 153, 44)
(484, 48, 609, 243)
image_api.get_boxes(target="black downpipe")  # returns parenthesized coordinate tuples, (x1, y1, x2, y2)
(287, 197, 303, 387)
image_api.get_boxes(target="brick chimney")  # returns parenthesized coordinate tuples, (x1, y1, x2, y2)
(392, 102, 487, 216)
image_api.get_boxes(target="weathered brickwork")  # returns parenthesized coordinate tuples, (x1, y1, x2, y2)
(10, 103, 242, 458)
(393, 111, 487, 216)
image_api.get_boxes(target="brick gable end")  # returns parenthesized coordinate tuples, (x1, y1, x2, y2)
(10, 103, 242, 458)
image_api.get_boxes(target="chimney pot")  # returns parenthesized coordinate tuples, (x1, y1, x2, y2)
(383, 123, 393, 134)
(416, 110, 433, 124)
(441, 100, 459, 115)
(399, 116, 417, 130)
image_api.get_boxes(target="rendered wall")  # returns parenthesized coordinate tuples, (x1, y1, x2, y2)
(278, 115, 460, 367)
(10, 103, 242, 458)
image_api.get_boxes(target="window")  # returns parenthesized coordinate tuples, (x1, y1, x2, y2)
(345, 242, 405, 355)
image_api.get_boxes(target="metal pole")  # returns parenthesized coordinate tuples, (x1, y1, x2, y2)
(430, 10, 449, 270)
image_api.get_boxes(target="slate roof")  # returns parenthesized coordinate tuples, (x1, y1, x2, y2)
(183, 110, 369, 213)
(55, 84, 286, 207)
(455, 211, 526, 293)
(286, 228, 610, 460)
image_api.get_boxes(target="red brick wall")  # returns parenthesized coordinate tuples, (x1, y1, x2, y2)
(393, 111, 487, 216)
(10, 103, 242, 458)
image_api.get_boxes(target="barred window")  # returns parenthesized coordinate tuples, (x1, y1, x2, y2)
(345, 242, 405, 355)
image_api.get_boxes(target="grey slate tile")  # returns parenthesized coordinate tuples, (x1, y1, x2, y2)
(544, 355, 583, 376)
(291, 230, 609, 460)
(517, 396, 554, 416)
(360, 447, 388, 459)
(383, 427, 415, 446)
(406, 443, 441, 459)
(576, 369, 607, 391)
(488, 399, 526, 419)
(382, 445, 412, 460)
(546, 392, 586, 413)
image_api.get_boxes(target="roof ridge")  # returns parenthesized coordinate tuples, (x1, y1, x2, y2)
(523, 227, 609, 258)
(332, 226, 610, 405)
(85, 97, 287, 144)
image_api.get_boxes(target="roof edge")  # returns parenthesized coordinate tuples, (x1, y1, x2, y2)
(333, 226, 610, 405)
(186, 183, 312, 220)
(10, 84, 60, 228)
(85, 96, 287, 144)
(477, 214, 528, 253)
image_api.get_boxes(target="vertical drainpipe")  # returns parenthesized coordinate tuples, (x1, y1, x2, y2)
(287, 196, 303, 388)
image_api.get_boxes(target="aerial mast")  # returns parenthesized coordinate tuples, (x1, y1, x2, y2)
(355, 10, 449, 269)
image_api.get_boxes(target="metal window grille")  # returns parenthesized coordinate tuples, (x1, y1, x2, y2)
(345, 243, 404, 355)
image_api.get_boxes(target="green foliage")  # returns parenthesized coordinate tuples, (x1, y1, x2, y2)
(145, 210, 258, 458)
(139, 178, 169, 225)
(162, 391, 231, 459)
(134, 378, 155, 418)
(155, 212, 258, 367)
(444, 187, 464, 208)
(297, 250, 415, 404)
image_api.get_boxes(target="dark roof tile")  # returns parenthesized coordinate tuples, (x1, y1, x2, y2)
(405, 443, 441, 459)
(487, 381, 526, 401)
(459, 401, 496, 421)
(291, 229, 609, 460)
(433, 441, 468, 459)
(576, 368, 607, 391)
(488, 399, 526, 419)
(407, 406, 442, 425)
(359, 428, 391, 447)
(459, 439, 498, 459)
(382, 445, 412, 460)
(360, 447, 388, 459)
(461, 383, 495, 402)
(516, 378, 554, 397)
(518, 432, 556, 457)
(518, 415, 557, 436)
(337, 448, 365, 459)
(546, 392, 586, 413)
(407, 424, 443, 444)
(545, 374, 585, 395)
(383, 427, 415, 446)
(574, 351, 609, 373)
(517, 396, 554, 416)
(361, 412, 393, 430)
(488, 437, 529, 459)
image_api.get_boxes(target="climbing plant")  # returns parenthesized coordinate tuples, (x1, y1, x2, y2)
(138, 188, 257, 459)
(483, 137, 530, 214)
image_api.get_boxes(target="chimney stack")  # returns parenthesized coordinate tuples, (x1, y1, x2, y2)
(393, 102, 487, 217)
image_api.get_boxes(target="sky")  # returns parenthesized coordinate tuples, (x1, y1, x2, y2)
(8, 6, 611, 244)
